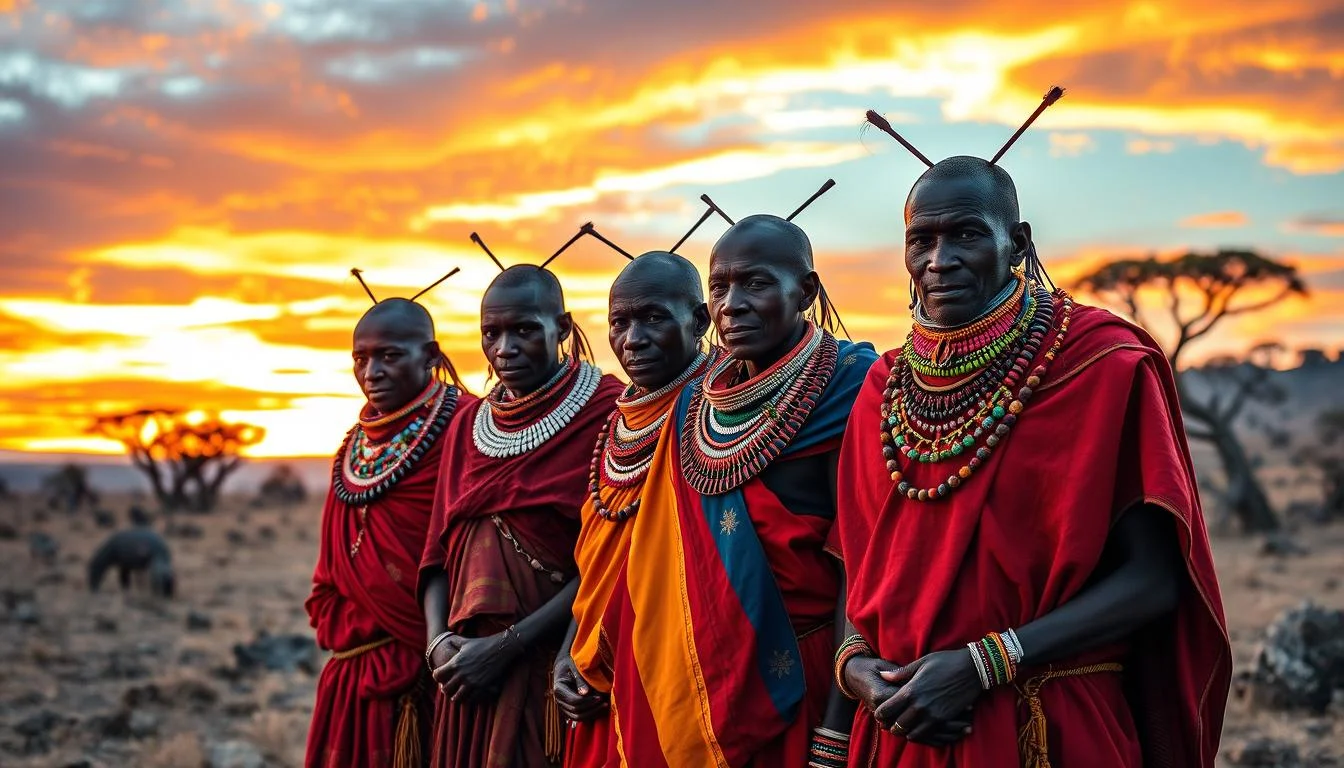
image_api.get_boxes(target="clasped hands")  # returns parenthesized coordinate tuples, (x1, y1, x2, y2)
(552, 653, 609, 724)
(843, 649, 981, 746)
(428, 632, 520, 704)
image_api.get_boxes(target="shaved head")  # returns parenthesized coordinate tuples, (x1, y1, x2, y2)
(354, 297, 435, 342)
(908, 155, 1020, 228)
(711, 214, 814, 274)
(612, 251, 703, 309)
(483, 264, 566, 315)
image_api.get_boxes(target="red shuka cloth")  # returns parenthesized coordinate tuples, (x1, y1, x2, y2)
(305, 388, 475, 768)
(835, 305, 1231, 767)
(420, 374, 623, 768)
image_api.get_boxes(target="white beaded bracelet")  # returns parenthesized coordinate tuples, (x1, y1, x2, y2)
(966, 642, 991, 689)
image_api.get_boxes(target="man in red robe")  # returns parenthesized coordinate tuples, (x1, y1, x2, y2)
(420, 265, 622, 767)
(306, 298, 472, 768)
(834, 156, 1231, 767)
(552, 251, 716, 767)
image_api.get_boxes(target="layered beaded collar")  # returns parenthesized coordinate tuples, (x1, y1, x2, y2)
(681, 324, 838, 496)
(880, 277, 1074, 502)
(473, 356, 603, 458)
(589, 348, 717, 522)
(333, 380, 458, 506)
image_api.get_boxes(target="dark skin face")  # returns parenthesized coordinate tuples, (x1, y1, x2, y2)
(904, 174, 1031, 327)
(351, 309, 440, 415)
(608, 261, 710, 391)
(708, 226, 819, 377)
(480, 282, 572, 397)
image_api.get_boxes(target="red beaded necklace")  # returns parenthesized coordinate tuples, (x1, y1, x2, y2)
(879, 283, 1073, 502)
(681, 325, 838, 496)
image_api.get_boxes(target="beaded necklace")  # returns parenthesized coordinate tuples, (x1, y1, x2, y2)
(681, 324, 838, 496)
(588, 349, 716, 522)
(473, 357, 603, 458)
(333, 380, 459, 507)
(879, 281, 1074, 502)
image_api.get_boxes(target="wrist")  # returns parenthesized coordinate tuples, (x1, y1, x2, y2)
(833, 634, 873, 700)
(809, 726, 850, 768)
(967, 629, 1024, 690)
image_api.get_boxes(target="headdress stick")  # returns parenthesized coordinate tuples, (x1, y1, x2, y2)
(539, 224, 589, 270)
(699, 193, 735, 225)
(580, 223, 633, 260)
(864, 111, 933, 168)
(409, 267, 461, 301)
(989, 86, 1065, 165)
(469, 232, 506, 271)
(670, 205, 716, 253)
(349, 268, 378, 304)
(785, 179, 836, 221)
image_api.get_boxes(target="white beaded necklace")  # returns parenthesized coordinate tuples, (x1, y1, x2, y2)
(472, 360, 602, 458)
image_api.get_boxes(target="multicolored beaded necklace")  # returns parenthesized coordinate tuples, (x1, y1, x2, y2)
(880, 275, 1074, 502)
(473, 356, 603, 458)
(681, 324, 838, 496)
(333, 380, 458, 507)
(588, 349, 716, 522)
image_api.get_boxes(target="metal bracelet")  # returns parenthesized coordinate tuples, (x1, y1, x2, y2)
(425, 630, 454, 669)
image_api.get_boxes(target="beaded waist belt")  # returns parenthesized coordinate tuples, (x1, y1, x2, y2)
(330, 635, 395, 660)
(1016, 662, 1124, 768)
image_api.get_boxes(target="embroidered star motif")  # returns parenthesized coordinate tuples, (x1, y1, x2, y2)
(769, 649, 795, 679)
(719, 507, 740, 536)
(842, 353, 858, 366)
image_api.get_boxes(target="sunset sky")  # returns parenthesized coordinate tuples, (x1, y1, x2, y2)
(1, 0, 1341, 458)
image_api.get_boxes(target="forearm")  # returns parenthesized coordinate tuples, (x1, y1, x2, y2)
(514, 577, 581, 648)
(1014, 505, 1180, 666)
(559, 614, 579, 660)
(421, 571, 450, 646)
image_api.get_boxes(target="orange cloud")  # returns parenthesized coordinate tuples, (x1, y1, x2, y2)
(1284, 215, 1344, 237)
(1180, 211, 1250, 228)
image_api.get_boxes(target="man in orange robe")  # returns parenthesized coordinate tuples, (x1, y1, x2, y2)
(563, 216, 876, 767)
(306, 298, 471, 768)
(553, 251, 716, 766)
(419, 266, 622, 767)
(833, 157, 1231, 767)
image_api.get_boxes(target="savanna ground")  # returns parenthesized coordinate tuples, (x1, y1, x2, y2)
(1, 491, 1341, 767)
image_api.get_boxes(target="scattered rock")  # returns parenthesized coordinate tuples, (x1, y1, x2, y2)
(169, 522, 204, 539)
(1248, 600, 1344, 713)
(96, 707, 159, 739)
(37, 571, 65, 585)
(206, 739, 265, 768)
(13, 599, 40, 625)
(16, 709, 68, 754)
(187, 609, 213, 631)
(1260, 532, 1309, 557)
(232, 632, 320, 675)
(28, 531, 59, 564)
(100, 652, 151, 680)
(93, 509, 116, 528)
(223, 700, 260, 718)
(266, 690, 307, 711)
(128, 505, 152, 526)
(1227, 736, 1301, 767)
(1325, 577, 1339, 592)
(225, 529, 247, 546)
(94, 615, 118, 632)
(0, 520, 18, 539)
(179, 649, 210, 666)
(1304, 719, 1334, 738)
(60, 760, 94, 768)
(257, 525, 277, 542)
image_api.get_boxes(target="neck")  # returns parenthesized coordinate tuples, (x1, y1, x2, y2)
(743, 321, 808, 379)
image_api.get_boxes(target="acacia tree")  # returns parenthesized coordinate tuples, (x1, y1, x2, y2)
(1075, 249, 1306, 532)
(89, 409, 266, 512)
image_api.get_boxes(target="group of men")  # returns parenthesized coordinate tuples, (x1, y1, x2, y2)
(303, 131, 1232, 767)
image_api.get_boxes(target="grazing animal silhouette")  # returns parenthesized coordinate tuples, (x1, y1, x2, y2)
(88, 528, 174, 598)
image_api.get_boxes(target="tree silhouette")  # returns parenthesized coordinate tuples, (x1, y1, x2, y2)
(89, 409, 266, 512)
(256, 463, 307, 508)
(1075, 249, 1307, 532)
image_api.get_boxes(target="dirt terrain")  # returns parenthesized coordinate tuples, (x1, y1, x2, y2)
(1, 493, 1341, 767)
